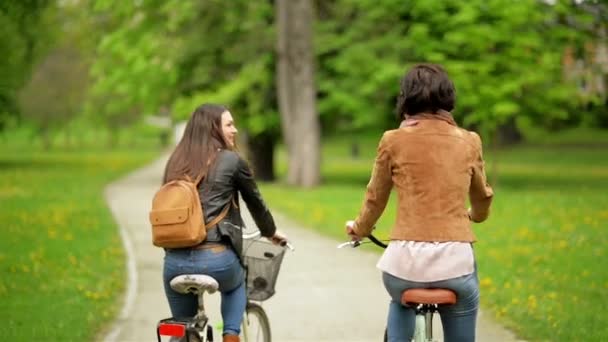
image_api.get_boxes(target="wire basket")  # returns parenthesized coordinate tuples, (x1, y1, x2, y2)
(243, 238, 286, 301)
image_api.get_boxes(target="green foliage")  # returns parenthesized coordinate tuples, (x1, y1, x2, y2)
(168, 0, 279, 136)
(0, 145, 158, 340)
(65, 0, 607, 144)
(0, 0, 56, 130)
(18, 47, 89, 148)
(259, 135, 608, 341)
(90, 0, 280, 137)
(3, 0, 605, 142)
(89, 0, 178, 130)
(315, 0, 602, 137)
(0, 119, 169, 151)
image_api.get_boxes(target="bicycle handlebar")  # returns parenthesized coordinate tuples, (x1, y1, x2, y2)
(281, 240, 295, 251)
(368, 234, 388, 248)
(337, 233, 388, 249)
(243, 230, 295, 251)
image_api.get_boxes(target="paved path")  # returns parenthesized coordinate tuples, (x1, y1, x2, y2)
(103, 155, 522, 341)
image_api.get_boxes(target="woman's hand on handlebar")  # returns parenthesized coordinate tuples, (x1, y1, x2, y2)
(270, 230, 295, 251)
(270, 230, 289, 246)
(345, 220, 362, 242)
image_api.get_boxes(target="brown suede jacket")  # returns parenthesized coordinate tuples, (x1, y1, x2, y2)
(353, 111, 494, 242)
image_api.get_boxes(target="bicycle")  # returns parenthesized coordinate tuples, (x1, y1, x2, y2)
(338, 235, 457, 342)
(157, 230, 293, 342)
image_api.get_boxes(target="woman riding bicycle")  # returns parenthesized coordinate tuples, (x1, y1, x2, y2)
(346, 64, 494, 342)
(162, 103, 287, 342)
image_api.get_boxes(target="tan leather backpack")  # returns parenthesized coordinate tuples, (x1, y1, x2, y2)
(149, 177, 229, 248)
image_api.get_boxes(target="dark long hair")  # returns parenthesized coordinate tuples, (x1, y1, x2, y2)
(163, 103, 231, 184)
(395, 63, 455, 120)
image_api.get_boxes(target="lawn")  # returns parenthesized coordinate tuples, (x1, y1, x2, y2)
(0, 145, 158, 340)
(259, 134, 608, 341)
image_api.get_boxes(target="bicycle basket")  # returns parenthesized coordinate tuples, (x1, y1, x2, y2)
(243, 238, 286, 301)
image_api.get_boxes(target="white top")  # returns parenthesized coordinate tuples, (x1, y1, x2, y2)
(376, 241, 475, 282)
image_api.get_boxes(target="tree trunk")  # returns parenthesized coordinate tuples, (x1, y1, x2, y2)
(497, 117, 522, 145)
(276, 0, 321, 187)
(107, 127, 119, 149)
(41, 128, 51, 151)
(246, 133, 276, 182)
(64, 126, 72, 149)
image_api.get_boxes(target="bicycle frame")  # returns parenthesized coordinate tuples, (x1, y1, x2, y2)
(412, 304, 438, 342)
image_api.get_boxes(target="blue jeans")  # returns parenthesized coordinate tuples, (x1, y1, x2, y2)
(163, 247, 246, 336)
(382, 270, 479, 342)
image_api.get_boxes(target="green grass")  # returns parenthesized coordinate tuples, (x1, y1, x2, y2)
(259, 135, 608, 341)
(0, 145, 159, 340)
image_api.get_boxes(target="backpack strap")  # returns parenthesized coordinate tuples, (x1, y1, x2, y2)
(206, 197, 233, 228)
(193, 173, 204, 186)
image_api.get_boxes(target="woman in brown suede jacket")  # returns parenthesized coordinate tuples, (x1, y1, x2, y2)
(346, 64, 493, 342)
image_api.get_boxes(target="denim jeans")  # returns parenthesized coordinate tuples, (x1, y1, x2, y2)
(382, 270, 479, 342)
(163, 247, 246, 336)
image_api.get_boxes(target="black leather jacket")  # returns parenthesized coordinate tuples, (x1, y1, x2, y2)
(199, 150, 276, 254)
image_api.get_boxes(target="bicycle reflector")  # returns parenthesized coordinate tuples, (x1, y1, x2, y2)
(158, 322, 186, 337)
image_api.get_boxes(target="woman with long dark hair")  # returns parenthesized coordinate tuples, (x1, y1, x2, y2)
(162, 103, 286, 342)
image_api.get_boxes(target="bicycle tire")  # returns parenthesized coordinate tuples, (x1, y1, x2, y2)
(240, 302, 271, 342)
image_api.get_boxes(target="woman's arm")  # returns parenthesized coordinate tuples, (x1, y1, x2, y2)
(469, 132, 494, 222)
(352, 133, 394, 237)
(234, 156, 277, 237)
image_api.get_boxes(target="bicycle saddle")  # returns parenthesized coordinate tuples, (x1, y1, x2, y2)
(402, 288, 457, 306)
(170, 274, 219, 295)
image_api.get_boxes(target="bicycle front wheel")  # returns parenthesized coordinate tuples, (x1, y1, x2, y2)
(240, 302, 271, 342)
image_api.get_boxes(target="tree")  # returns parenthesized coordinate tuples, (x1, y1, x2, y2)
(0, 0, 55, 131)
(18, 47, 89, 149)
(165, 0, 281, 181)
(558, 0, 608, 128)
(315, 0, 596, 141)
(87, 0, 178, 146)
(91, 0, 282, 178)
(276, 0, 321, 187)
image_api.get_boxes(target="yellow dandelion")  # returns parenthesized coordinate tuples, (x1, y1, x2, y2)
(69, 255, 78, 265)
(480, 277, 493, 288)
(527, 295, 538, 310)
(517, 227, 530, 238)
(47, 228, 58, 239)
(560, 223, 575, 232)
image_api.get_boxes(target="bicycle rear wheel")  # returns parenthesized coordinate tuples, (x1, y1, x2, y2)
(240, 302, 271, 342)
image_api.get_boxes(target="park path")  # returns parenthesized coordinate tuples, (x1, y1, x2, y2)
(102, 154, 523, 342)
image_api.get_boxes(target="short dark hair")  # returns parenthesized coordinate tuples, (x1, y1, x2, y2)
(395, 63, 455, 120)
